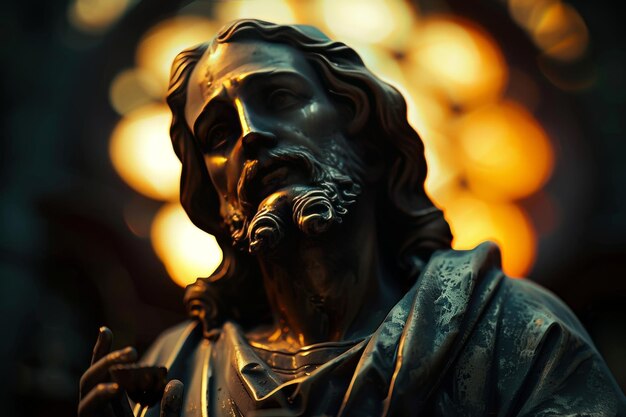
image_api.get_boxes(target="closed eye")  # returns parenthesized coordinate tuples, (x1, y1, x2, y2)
(194, 100, 242, 154)
(202, 122, 236, 152)
(267, 88, 302, 111)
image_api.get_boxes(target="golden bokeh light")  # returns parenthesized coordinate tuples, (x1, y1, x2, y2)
(351, 44, 407, 87)
(508, 0, 588, 62)
(532, 3, 588, 61)
(422, 130, 463, 198)
(215, 0, 296, 25)
(406, 17, 507, 106)
(456, 101, 553, 201)
(400, 81, 451, 140)
(508, 0, 557, 30)
(151, 203, 223, 288)
(444, 191, 536, 277)
(109, 68, 163, 115)
(136, 16, 218, 92)
(109, 104, 181, 201)
(321, 0, 415, 50)
(68, 0, 129, 33)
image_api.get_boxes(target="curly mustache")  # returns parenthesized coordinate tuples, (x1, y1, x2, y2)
(225, 146, 362, 253)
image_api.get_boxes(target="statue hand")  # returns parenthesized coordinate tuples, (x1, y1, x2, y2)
(78, 327, 136, 417)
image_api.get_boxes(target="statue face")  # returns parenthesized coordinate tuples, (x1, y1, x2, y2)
(184, 40, 362, 251)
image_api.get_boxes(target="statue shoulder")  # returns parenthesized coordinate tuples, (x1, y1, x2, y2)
(431, 254, 626, 415)
(499, 277, 594, 347)
(427, 242, 591, 345)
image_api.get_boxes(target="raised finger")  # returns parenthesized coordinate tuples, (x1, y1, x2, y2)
(91, 326, 113, 365)
(80, 346, 137, 395)
(160, 380, 184, 417)
(78, 382, 119, 417)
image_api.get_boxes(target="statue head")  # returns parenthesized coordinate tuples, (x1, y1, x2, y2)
(166, 19, 452, 330)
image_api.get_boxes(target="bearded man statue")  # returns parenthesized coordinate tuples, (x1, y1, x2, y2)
(78, 19, 626, 417)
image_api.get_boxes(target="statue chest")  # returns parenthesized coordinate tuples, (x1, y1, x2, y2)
(139, 322, 365, 417)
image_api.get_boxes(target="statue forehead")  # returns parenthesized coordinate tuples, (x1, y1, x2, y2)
(185, 40, 314, 128)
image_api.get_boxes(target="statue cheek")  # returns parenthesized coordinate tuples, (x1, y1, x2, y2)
(301, 102, 341, 137)
(204, 154, 230, 196)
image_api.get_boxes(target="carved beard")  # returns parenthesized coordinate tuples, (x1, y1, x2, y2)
(222, 145, 363, 253)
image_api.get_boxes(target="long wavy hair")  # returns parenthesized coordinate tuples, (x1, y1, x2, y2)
(166, 19, 452, 336)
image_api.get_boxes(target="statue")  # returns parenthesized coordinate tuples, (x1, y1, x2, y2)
(78, 19, 626, 417)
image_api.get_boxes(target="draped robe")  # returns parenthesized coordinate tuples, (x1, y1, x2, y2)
(136, 243, 626, 416)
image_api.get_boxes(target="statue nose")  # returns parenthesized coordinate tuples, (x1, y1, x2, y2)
(242, 130, 277, 153)
(237, 102, 277, 153)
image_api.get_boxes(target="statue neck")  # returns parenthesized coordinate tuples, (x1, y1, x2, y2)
(248, 195, 403, 350)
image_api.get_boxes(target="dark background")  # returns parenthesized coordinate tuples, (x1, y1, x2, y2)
(1, 1, 625, 416)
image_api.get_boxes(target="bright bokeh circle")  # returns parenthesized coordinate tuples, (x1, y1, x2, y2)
(407, 17, 508, 106)
(136, 16, 218, 93)
(109, 104, 181, 201)
(444, 191, 536, 277)
(456, 101, 554, 201)
(151, 203, 223, 287)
